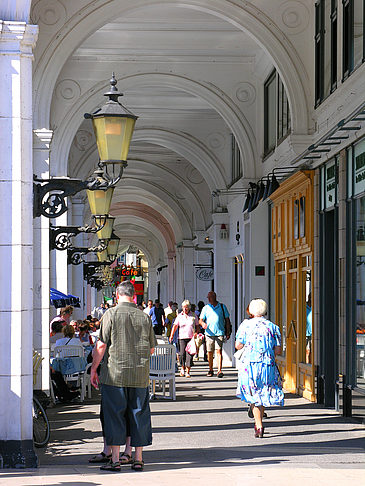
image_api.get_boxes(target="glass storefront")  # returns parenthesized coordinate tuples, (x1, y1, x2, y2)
(348, 138, 365, 390)
(355, 196, 365, 387)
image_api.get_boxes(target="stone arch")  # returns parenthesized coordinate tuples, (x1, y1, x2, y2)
(33, 0, 311, 154)
(114, 217, 169, 261)
(111, 184, 190, 241)
(114, 232, 160, 268)
(71, 138, 210, 229)
(53, 73, 250, 184)
(111, 201, 176, 255)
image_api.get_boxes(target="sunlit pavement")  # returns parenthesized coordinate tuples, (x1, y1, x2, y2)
(1, 362, 364, 485)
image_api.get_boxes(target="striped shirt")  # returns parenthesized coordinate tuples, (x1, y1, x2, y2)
(99, 302, 157, 388)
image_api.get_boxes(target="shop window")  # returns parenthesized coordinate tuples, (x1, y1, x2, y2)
(355, 196, 365, 386)
(302, 267, 312, 365)
(347, 137, 365, 388)
(264, 70, 291, 157)
(231, 134, 242, 185)
(348, 139, 365, 197)
(343, 0, 365, 80)
(315, 1, 338, 106)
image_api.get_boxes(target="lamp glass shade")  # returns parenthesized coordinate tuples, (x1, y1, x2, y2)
(256, 181, 265, 202)
(95, 216, 115, 240)
(87, 187, 114, 216)
(242, 193, 251, 212)
(107, 232, 120, 261)
(92, 116, 136, 162)
(97, 250, 108, 262)
(262, 180, 270, 201)
(267, 175, 280, 197)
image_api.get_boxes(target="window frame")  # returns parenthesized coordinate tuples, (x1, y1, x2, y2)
(230, 134, 242, 185)
(264, 69, 277, 157)
(315, 0, 338, 106)
(342, 0, 365, 80)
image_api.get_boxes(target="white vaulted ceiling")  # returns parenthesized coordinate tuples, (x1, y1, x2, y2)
(47, 2, 272, 265)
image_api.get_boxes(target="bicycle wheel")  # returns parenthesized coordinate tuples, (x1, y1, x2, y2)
(33, 396, 50, 448)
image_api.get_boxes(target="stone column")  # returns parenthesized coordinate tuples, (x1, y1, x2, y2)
(148, 267, 158, 301)
(167, 250, 176, 302)
(33, 129, 53, 392)
(69, 196, 87, 320)
(212, 213, 233, 364)
(212, 213, 231, 308)
(182, 240, 195, 303)
(50, 211, 68, 308)
(0, 21, 38, 468)
(193, 231, 213, 305)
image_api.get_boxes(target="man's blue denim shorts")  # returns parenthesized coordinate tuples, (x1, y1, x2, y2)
(101, 384, 152, 447)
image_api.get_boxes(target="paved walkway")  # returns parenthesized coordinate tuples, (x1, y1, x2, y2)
(1, 363, 364, 485)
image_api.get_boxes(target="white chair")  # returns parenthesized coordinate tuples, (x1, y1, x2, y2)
(149, 344, 176, 400)
(54, 345, 84, 359)
(53, 345, 86, 401)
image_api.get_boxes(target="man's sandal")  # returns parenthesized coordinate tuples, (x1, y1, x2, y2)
(100, 460, 121, 472)
(119, 453, 134, 464)
(131, 460, 144, 471)
(88, 452, 112, 463)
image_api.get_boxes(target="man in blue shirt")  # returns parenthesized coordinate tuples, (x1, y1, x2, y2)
(149, 300, 165, 335)
(199, 291, 230, 378)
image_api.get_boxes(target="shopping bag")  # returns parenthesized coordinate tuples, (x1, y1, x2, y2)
(186, 337, 197, 355)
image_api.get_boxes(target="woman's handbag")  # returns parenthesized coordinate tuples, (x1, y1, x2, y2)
(233, 347, 245, 361)
(186, 336, 197, 355)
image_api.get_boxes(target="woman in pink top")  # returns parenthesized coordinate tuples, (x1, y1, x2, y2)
(170, 300, 198, 378)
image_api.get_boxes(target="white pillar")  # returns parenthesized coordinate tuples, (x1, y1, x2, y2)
(212, 213, 233, 365)
(33, 129, 53, 392)
(69, 196, 86, 320)
(193, 231, 213, 305)
(50, 211, 68, 302)
(0, 21, 38, 467)
(167, 251, 176, 302)
(148, 267, 158, 301)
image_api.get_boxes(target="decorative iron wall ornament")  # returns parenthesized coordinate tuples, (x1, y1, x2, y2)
(49, 216, 107, 251)
(67, 240, 108, 266)
(83, 262, 112, 279)
(33, 166, 126, 219)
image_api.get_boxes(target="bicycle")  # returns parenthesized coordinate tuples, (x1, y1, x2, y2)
(32, 396, 50, 448)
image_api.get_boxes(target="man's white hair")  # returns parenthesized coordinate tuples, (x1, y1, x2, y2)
(248, 299, 267, 317)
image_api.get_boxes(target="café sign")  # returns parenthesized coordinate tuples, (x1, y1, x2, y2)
(196, 268, 214, 281)
(116, 265, 142, 277)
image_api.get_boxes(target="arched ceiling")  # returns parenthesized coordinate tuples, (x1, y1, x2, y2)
(33, 0, 313, 264)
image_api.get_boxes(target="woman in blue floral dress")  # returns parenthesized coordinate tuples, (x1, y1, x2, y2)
(235, 299, 284, 438)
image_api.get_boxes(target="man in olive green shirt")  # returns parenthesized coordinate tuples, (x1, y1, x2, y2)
(91, 280, 156, 472)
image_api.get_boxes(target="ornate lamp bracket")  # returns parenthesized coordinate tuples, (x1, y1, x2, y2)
(50, 216, 107, 251)
(33, 164, 126, 219)
(67, 241, 108, 266)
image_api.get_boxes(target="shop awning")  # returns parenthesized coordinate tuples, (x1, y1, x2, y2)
(50, 288, 81, 308)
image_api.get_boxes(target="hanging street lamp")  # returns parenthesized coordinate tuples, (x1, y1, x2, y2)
(84, 73, 137, 167)
(33, 73, 137, 219)
(106, 231, 120, 262)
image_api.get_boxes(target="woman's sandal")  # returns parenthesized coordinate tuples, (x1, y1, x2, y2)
(88, 452, 112, 463)
(131, 460, 144, 471)
(100, 460, 121, 472)
(119, 453, 134, 464)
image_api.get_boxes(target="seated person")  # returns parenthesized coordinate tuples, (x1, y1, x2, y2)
(55, 324, 84, 348)
(78, 322, 93, 345)
(50, 320, 65, 344)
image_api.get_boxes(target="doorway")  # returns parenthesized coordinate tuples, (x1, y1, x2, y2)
(270, 171, 315, 401)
